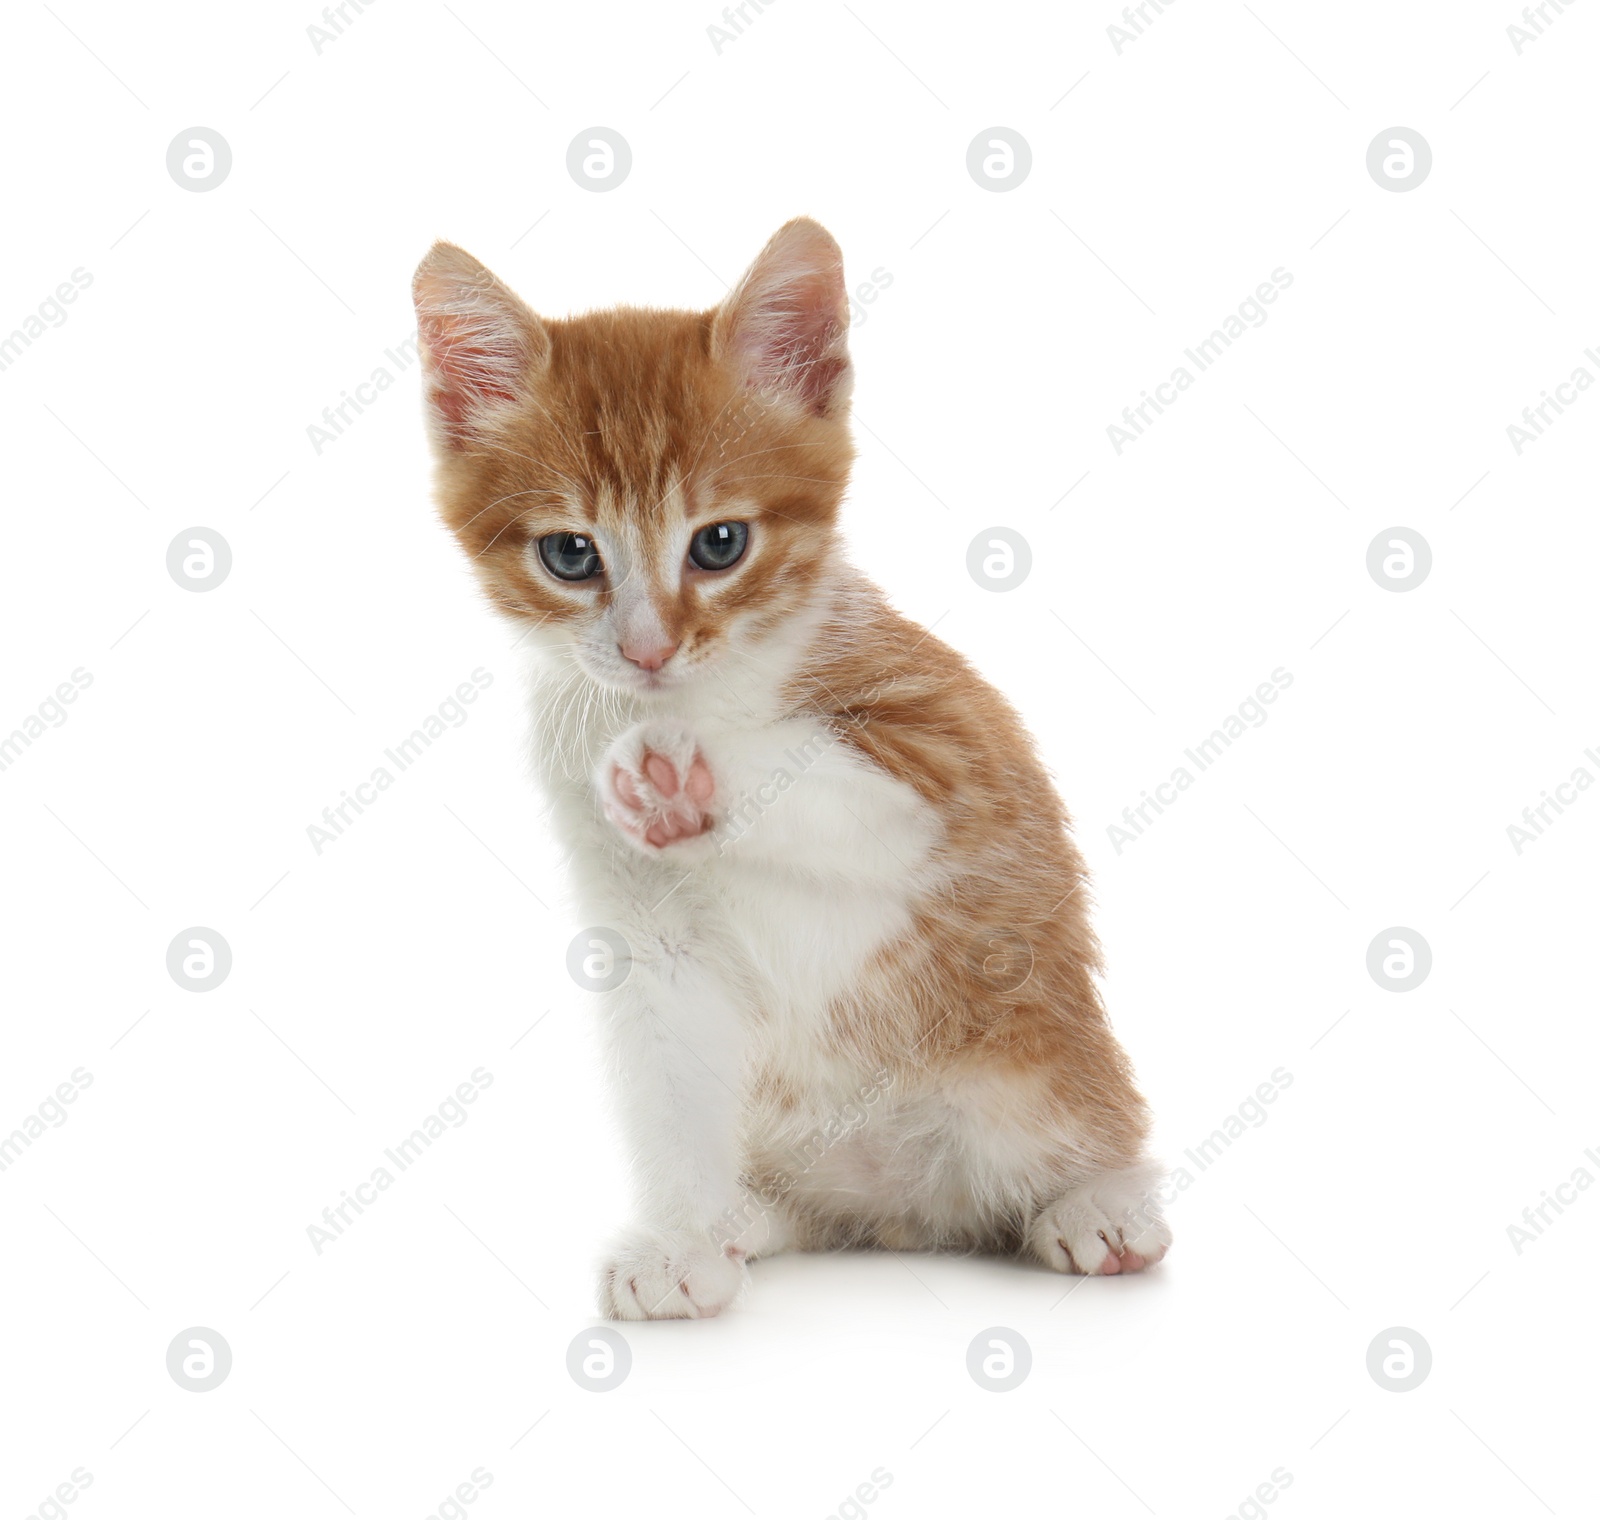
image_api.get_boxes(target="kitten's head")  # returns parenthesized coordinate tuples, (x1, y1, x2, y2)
(412, 218, 855, 694)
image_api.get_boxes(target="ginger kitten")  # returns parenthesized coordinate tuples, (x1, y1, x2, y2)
(413, 218, 1170, 1319)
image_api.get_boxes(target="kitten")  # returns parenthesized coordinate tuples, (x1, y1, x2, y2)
(413, 218, 1170, 1319)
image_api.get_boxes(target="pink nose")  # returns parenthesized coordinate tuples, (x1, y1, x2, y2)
(620, 638, 679, 671)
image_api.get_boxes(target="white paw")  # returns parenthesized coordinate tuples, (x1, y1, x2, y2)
(1030, 1166, 1172, 1276)
(600, 1227, 747, 1320)
(598, 722, 717, 853)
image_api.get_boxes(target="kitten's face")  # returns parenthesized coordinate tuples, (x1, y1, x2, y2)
(414, 220, 855, 695)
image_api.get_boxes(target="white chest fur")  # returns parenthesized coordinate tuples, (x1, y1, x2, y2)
(522, 640, 939, 1033)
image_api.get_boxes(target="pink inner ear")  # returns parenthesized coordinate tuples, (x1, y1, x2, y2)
(731, 265, 849, 416)
(769, 318, 849, 416)
(418, 307, 525, 440)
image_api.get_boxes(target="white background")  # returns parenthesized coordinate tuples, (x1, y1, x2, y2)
(2, 1, 1596, 1516)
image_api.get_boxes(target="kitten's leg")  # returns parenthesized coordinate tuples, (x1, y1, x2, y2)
(1028, 1161, 1172, 1276)
(590, 903, 754, 1320)
(589, 715, 933, 1316)
(587, 723, 781, 1319)
(717, 1191, 798, 1261)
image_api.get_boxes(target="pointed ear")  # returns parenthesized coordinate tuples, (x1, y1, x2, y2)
(711, 218, 852, 417)
(412, 242, 548, 450)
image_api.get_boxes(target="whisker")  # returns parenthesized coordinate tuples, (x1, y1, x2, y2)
(455, 487, 572, 538)
(709, 473, 842, 488)
(708, 440, 808, 469)
(474, 508, 542, 559)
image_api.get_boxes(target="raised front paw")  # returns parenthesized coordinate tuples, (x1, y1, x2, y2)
(599, 723, 717, 852)
(600, 1227, 747, 1320)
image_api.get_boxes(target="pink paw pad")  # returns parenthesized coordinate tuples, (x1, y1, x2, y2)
(608, 749, 715, 849)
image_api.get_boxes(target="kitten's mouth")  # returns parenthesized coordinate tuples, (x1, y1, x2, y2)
(583, 653, 685, 695)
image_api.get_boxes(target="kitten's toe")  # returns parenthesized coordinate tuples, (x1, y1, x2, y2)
(611, 765, 647, 813)
(683, 754, 715, 804)
(600, 1228, 746, 1320)
(642, 750, 682, 798)
(599, 726, 717, 852)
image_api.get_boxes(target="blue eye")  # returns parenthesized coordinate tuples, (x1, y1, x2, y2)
(538, 531, 603, 581)
(689, 521, 748, 571)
